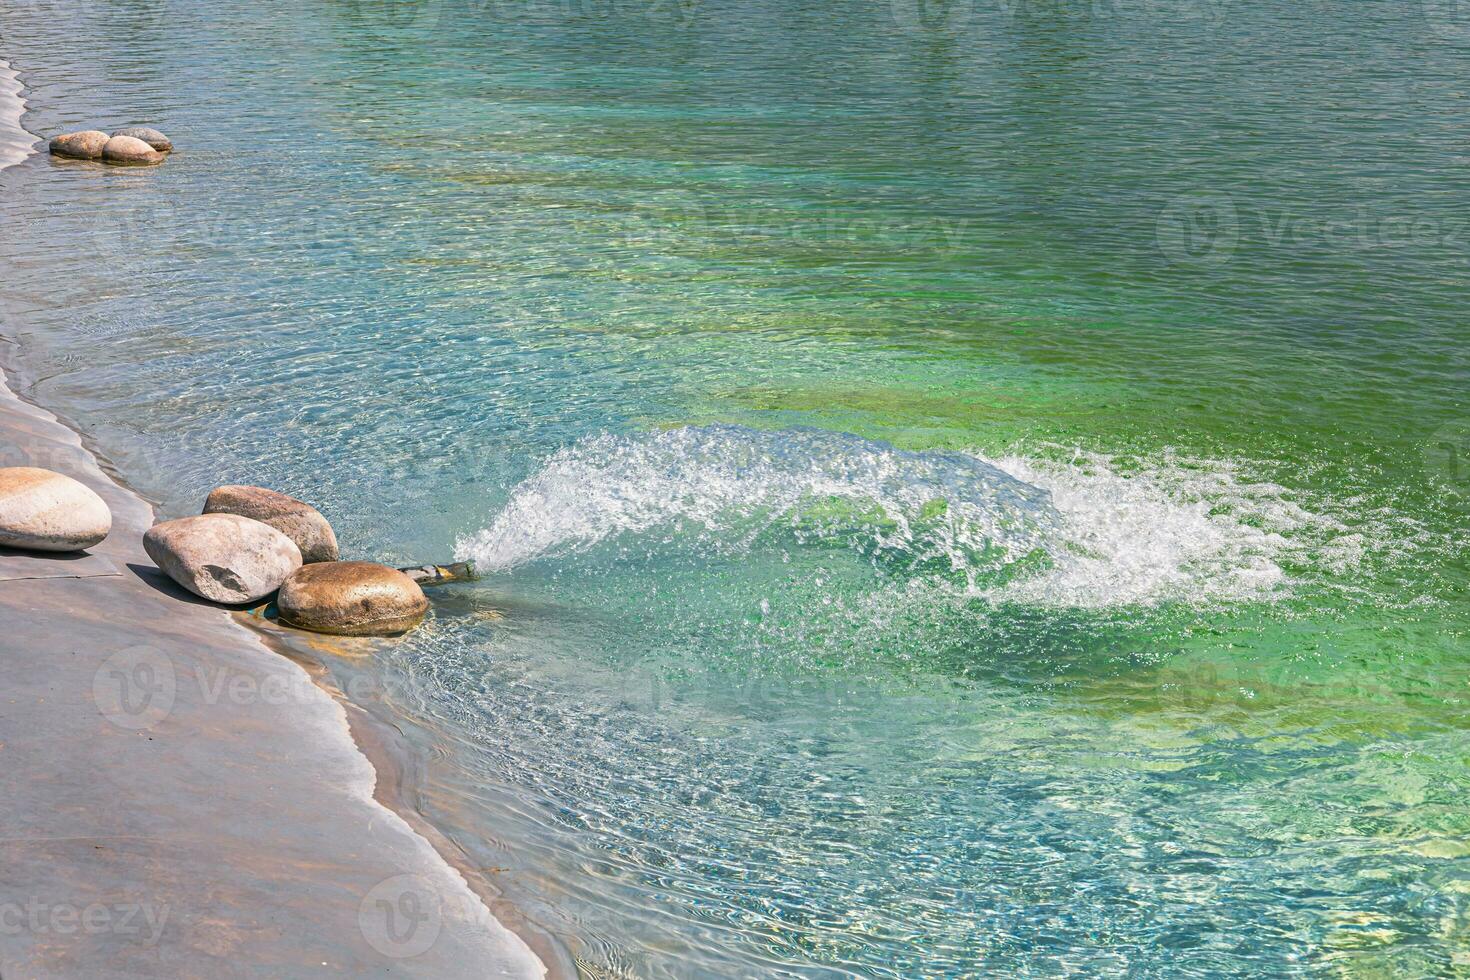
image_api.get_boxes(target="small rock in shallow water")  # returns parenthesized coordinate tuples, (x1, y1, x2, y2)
(48, 131, 110, 160)
(101, 135, 164, 166)
(277, 561, 429, 636)
(203, 485, 339, 564)
(0, 467, 111, 551)
(143, 513, 301, 604)
(112, 127, 172, 152)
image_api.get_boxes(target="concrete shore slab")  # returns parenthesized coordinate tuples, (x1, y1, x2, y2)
(0, 369, 546, 977)
(0, 549, 118, 581)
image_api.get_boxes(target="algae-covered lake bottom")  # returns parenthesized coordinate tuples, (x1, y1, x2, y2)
(2, 0, 1469, 973)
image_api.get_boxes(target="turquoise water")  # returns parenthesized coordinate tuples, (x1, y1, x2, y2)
(2, 0, 1470, 974)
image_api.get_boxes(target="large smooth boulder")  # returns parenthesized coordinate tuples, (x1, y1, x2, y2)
(101, 135, 165, 167)
(277, 562, 429, 636)
(112, 127, 172, 152)
(202, 485, 339, 564)
(48, 130, 110, 160)
(143, 513, 301, 604)
(0, 467, 112, 552)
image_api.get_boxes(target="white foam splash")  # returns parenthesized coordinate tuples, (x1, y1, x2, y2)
(987, 449, 1354, 608)
(456, 425, 1057, 576)
(457, 426, 1365, 611)
(0, 59, 36, 171)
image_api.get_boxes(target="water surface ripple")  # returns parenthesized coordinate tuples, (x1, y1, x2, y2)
(1, 0, 1468, 975)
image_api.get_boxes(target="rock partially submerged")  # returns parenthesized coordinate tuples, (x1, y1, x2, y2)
(50, 127, 172, 165)
(277, 561, 428, 636)
(101, 134, 165, 167)
(112, 126, 172, 152)
(0, 467, 112, 552)
(48, 130, 110, 160)
(203, 485, 339, 564)
(143, 513, 301, 604)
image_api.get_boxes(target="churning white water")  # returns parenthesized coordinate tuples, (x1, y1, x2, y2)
(456, 425, 1058, 580)
(457, 425, 1364, 610)
(988, 449, 1360, 608)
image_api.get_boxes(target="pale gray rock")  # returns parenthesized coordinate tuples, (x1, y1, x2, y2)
(0, 467, 111, 551)
(101, 134, 165, 166)
(112, 126, 172, 152)
(143, 513, 301, 604)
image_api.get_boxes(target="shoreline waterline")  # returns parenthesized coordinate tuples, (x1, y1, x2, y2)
(0, 58, 34, 170)
(236, 612, 582, 978)
(0, 55, 554, 977)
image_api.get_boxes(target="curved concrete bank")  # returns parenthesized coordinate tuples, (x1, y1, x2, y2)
(0, 62, 545, 978)
(0, 60, 34, 169)
(0, 367, 546, 979)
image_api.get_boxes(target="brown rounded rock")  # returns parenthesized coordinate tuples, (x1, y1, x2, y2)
(112, 127, 172, 152)
(203, 485, 339, 564)
(143, 513, 302, 604)
(101, 135, 165, 167)
(277, 562, 429, 636)
(48, 130, 110, 160)
(0, 467, 112, 551)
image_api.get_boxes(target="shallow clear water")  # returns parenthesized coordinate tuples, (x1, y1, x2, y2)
(2, 0, 1470, 974)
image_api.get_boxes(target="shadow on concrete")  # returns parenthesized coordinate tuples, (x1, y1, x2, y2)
(0, 545, 91, 561)
(124, 562, 262, 611)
